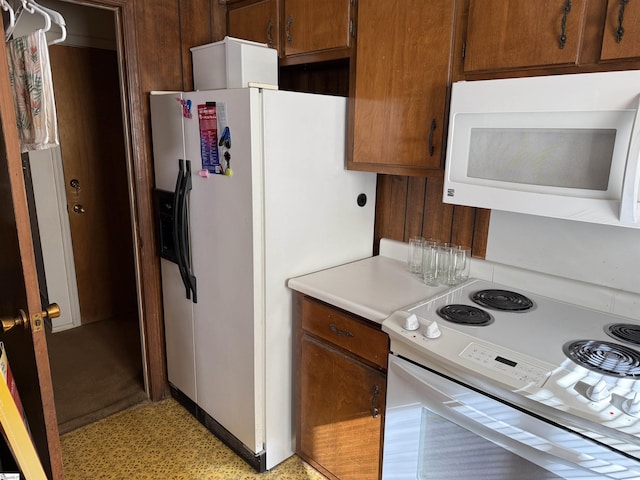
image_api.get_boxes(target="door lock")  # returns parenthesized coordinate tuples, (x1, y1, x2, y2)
(73, 204, 85, 214)
(1, 304, 60, 333)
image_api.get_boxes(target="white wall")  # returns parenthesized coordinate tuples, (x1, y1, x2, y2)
(487, 211, 640, 294)
(29, 149, 80, 331)
(486, 210, 640, 319)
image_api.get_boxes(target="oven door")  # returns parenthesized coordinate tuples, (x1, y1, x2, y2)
(383, 354, 640, 480)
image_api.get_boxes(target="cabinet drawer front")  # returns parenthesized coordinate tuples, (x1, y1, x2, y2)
(301, 297, 388, 369)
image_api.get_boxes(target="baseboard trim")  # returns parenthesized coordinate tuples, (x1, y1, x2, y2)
(168, 385, 266, 473)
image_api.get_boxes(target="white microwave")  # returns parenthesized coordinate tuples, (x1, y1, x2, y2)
(443, 70, 640, 228)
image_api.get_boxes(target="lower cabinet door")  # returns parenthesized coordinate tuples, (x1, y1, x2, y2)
(298, 334, 385, 480)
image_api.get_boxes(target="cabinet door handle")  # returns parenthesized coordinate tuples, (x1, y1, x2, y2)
(371, 385, 380, 418)
(266, 18, 274, 48)
(558, 0, 572, 49)
(616, 0, 629, 43)
(329, 323, 354, 337)
(286, 14, 293, 45)
(428, 119, 436, 156)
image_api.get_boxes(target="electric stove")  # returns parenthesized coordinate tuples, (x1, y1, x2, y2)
(382, 278, 640, 459)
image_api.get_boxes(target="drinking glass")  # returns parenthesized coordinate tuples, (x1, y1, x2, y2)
(422, 240, 439, 286)
(454, 246, 471, 284)
(437, 243, 457, 285)
(407, 236, 424, 274)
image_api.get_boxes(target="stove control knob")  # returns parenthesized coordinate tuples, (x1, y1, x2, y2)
(622, 392, 640, 417)
(403, 314, 420, 331)
(423, 321, 442, 339)
(586, 380, 611, 402)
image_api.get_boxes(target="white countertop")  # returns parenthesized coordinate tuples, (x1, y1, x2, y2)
(287, 254, 446, 324)
(287, 237, 640, 326)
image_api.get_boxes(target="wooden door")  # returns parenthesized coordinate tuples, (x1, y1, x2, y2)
(0, 32, 64, 480)
(283, 0, 351, 56)
(349, 0, 454, 175)
(228, 0, 280, 54)
(49, 45, 138, 325)
(299, 334, 385, 480)
(463, 0, 588, 73)
(600, 0, 640, 61)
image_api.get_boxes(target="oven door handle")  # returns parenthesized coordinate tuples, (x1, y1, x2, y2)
(388, 356, 633, 476)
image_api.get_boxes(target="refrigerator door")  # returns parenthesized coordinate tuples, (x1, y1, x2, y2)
(180, 89, 264, 454)
(261, 89, 377, 469)
(150, 92, 197, 403)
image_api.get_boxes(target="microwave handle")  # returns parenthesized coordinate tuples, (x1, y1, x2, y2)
(619, 94, 640, 224)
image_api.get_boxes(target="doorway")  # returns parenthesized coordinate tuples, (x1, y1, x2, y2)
(16, 0, 147, 433)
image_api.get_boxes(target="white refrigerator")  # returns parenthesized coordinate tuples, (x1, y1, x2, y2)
(150, 87, 377, 471)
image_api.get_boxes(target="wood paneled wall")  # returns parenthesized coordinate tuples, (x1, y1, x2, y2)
(374, 174, 490, 258)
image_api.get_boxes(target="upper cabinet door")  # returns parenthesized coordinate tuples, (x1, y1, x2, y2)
(348, 0, 454, 174)
(463, 0, 588, 73)
(283, 0, 351, 57)
(600, 0, 640, 61)
(228, 0, 280, 54)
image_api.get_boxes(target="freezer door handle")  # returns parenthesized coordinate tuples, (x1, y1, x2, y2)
(179, 160, 197, 303)
(173, 159, 197, 302)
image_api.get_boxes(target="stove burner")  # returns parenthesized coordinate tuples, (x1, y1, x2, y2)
(606, 323, 640, 346)
(563, 340, 640, 378)
(471, 289, 534, 312)
(437, 304, 494, 326)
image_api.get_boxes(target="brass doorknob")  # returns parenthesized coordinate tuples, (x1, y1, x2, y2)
(1, 304, 60, 333)
(1, 310, 28, 333)
(42, 304, 61, 320)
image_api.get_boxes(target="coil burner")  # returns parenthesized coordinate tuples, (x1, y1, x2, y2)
(471, 289, 534, 312)
(605, 323, 640, 346)
(437, 304, 494, 326)
(563, 340, 640, 378)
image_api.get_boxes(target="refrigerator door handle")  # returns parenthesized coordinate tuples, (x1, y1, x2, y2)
(173, 159, 192, 300)
(180, 160, 197, 303)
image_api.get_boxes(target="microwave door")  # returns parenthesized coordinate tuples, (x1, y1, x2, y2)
(619, 93, 640, 225)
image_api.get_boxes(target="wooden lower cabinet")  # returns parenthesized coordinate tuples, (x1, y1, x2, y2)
(294, 293, 388, 480)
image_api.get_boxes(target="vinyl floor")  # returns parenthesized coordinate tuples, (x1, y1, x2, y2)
(60, 398, 327, 480)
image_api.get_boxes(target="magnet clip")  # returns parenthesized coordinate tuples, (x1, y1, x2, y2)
(198, 169, 210, 178)
(177, 98, 192, 119)
(218, 126, 231, 149)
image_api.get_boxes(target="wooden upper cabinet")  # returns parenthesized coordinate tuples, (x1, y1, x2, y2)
(463, 0, 588, 73)
(227, 0, 280, 54)
(283, 0, 352, 58)
(227, 0, 352, 64)
(601, 0, 640, 61)
(348, 0, 455, 175)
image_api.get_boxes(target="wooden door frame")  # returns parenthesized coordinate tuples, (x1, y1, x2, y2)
(70, 0, 167, 401)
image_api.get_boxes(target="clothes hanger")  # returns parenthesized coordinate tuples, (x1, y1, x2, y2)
(3, 0, 18, 40)
(30, 0, 66, 44)
(5, 0, 60, 43)
(1, 0, 16, 35)
(23, 0, 52, 33)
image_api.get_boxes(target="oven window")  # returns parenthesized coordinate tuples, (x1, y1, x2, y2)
(418, 408, 562, 479)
